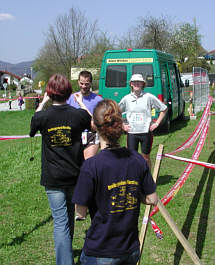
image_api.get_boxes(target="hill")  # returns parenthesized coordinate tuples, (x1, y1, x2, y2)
(0, 60, 35, 77)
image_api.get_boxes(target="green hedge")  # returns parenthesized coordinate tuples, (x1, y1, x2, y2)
(70, 80, 79, 92)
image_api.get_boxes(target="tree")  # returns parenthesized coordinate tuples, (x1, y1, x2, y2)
(34, 7, 98, 80)
(181, 57, 210, 72)
(170, 21, 202, 63)
(118, 31, 136, 49)
(119, 15, 173, 51)
(79, 31, 115, 68)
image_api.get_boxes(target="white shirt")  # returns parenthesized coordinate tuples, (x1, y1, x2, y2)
(119, 91, 167, 133)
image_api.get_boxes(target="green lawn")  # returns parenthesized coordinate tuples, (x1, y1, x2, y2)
(0, 105, 215, 265)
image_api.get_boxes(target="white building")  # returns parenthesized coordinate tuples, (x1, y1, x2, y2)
(0, 70, 21, 86)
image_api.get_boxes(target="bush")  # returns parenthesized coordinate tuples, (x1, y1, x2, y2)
(70, 80, 79, 92)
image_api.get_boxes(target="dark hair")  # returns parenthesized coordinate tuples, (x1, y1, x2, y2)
(93, 99, 123, 145)
(78, 71, 93, 83)
(46, 74, 72, 102)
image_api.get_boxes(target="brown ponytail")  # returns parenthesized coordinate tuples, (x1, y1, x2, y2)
(93, 99, 123, 146)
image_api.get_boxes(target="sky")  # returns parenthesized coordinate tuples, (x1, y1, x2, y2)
(0, 0, 215, 64)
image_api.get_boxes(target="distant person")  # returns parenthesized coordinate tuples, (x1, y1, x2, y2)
(73, 99, 158, 265)
(18, 93, 24, 110)
(67, 71, 102, 159)
(8, 92, 12, 110)
(119, 74, 167, 169)
(29, 74, 91, 265)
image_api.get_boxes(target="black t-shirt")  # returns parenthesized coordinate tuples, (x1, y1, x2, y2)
(72, 147, 156, 258)
(30, 104, 91, 188)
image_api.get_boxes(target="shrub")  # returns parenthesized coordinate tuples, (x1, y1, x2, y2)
(70, 80, 79, 92)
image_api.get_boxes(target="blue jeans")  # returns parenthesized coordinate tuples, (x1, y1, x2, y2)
(46, 188, 75, 265)
(80, 249, 140, 265)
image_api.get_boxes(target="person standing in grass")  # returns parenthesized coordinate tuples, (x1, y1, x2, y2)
(29, 74, 91, 265)
(67, 70, 102, 160)
(119, 74, 167, 169)
(18, 93, 24, 110)
(8, 92, 12, 110)
(72, 99, 158, 265)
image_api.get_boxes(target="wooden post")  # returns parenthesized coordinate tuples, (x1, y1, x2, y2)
(157, 200, 202, 265)
(137, 144, 164, 265)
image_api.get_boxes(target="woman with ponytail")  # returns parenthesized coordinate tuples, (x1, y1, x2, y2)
(72, 99, 158, 265)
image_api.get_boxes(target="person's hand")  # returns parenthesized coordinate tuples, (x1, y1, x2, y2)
(122, 123, 131, 132)
(35, 92, 50, 112)
(150, 122, 159, 132)
(74, 93, 83, 105)
(41, 92, 50, 105)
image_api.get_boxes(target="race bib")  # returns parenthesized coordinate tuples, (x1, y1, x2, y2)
(126, 112, 149, 133)
(127, 113, 145, 125)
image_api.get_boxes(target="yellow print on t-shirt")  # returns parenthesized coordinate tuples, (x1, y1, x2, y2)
(108, 180, 138, 213)
(48, 126, 72, 147)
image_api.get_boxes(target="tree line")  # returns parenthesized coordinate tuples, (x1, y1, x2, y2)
(33, 7, 212, 84)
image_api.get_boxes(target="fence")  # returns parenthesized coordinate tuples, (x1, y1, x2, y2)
(192, 67, 209, 114)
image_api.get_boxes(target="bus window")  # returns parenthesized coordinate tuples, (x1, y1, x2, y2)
(105, 65, 127, 87)
(132, 64, 154, 87)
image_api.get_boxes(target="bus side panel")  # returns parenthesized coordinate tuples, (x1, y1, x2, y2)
(99, 49, 184, 121)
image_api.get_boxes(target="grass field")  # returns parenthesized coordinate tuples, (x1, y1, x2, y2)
(0, 104, 215, 265)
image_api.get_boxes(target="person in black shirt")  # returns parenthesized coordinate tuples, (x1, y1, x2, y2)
(72, 99, 158, 265)
(30, 74, 91, 265)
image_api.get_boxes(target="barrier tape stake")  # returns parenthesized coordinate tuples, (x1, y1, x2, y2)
(157, 200, 202, 265)
(137, 144, 164, 265)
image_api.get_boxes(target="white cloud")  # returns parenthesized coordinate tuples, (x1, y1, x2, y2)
(0, 13, 15, 21)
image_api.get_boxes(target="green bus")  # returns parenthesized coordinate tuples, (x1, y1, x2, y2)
(99, 49, 185, 130)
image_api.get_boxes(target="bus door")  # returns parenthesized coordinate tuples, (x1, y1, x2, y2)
(161, 63, 171, 114)
(168, 64, 179, 119)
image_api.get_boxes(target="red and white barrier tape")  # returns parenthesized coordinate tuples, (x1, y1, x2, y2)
(150, 218, 163, 239)
(0, 96, 42, 101)
(163, 153, 215, 170)
(168, 96, 212, 155)
(150, 116, 211, 237)
(0, 134, 41, 141)
(150, 117, 210, 218)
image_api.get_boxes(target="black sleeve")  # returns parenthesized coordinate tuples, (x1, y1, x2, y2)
(29, 113, 41, 137)
(141, 165, 156, 196)
(72, 160, 94, 206)
(78, 109, 91, 132)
